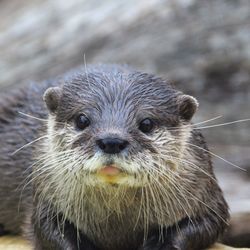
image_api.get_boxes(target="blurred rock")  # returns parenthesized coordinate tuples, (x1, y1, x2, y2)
(212, 243, 249, 250)
(0, 236, 31, 250)
(0, 0, 249, 247)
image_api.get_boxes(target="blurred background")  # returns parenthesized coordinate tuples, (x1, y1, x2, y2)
(0, 0, 249, 247)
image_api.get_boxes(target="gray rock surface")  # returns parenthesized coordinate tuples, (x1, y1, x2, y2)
(0, 0, 249, 246)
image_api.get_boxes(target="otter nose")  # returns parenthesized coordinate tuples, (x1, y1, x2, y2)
(96, 138, 128, 154)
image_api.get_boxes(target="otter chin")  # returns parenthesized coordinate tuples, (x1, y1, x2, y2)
(0, 64, 229, 250)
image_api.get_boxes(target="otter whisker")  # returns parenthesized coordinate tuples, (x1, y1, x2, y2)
(146, 163, 193, 220)
(17, 149, 77, 212)
(26, 159, 80, 212)
(166, 117, 250, 133)
(147, 183, 166, 242)
(186, 142, 246, 171)
(144, 186, 151, 241)
(179, 187, 229, 226)
(17, 111, 69, 129)
(146, 171, 175, 220)
(161, 115, 223, 131)
(133, 187, 144, 231)
(83, 53, 90, 89)
(146, 168, 190, 240)
(158, 153, 217, 181)
(192, 115, 223, 126)
(148, 156, 195, 207)
(163, 167, 229, 226)
(147, 182, 163, 218)
(138, 155, 183, 217)
(27, 151, 76, 182)
(156, 131, 245, 173)
(194, 118, 250, 130)
(12, 135, 48, 155)
(17, 111, 48, 122)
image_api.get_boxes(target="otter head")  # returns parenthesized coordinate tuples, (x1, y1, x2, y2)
(41, 68, 198, 190)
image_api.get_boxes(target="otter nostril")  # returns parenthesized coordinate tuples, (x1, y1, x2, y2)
(96, 140, 106, 150)
(119, 141, 128, 151)
(96, 138, 128, 154)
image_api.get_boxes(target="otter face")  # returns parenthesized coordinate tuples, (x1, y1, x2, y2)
(42, 69, 198, 188)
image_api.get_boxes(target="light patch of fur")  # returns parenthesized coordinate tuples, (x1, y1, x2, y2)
(33, 116, 206, 248)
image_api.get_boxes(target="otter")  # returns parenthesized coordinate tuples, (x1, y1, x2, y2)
(0, 64, 229, 250)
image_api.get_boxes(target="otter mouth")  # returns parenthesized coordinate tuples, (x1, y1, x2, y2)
(98, 165, 122, 176)
(95, 161, 131, 184)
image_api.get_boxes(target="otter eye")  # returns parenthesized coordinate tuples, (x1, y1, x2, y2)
(75, 114, 90, 130)
(139, 118, 154, 133)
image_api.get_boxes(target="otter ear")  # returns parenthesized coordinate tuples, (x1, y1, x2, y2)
(43, 87, 62, 113)
(177, 94, 199, 121)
